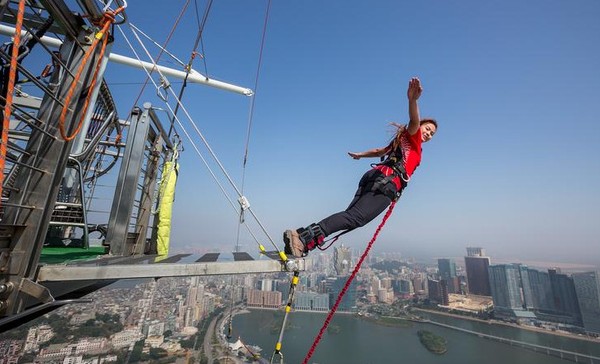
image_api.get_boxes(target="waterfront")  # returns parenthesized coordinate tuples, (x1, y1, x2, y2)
(231, 310, 600, 364)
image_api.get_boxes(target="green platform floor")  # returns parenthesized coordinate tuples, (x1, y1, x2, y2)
(40, 246, 108, 264)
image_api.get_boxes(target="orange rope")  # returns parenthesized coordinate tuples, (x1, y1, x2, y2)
(58, 6, 125, 141)
(0, 0, 26, 202)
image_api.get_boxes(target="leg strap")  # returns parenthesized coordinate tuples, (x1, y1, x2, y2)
(372, 174, 403, 201)
(298, 223, 325, 251)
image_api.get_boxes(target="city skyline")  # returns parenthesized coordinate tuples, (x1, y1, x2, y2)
(2, 246, 599, 363)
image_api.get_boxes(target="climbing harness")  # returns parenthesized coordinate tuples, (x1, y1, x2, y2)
(302, 200, 397, 364)
(313, 131, 411, 252)
(270, 270, 300, 364)
(371, 139, 410, 202)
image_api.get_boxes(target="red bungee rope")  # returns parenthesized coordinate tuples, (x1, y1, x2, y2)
(302, 200, 397, 364)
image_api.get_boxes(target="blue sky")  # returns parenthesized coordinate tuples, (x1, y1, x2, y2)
(103, 0, 600, 266)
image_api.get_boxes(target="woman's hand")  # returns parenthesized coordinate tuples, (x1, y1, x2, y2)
(407, 77, 422, 134)
(348, 152, 361, 160)
(407, 77, 422, 102)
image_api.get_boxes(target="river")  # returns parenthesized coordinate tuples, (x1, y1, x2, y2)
(230, 309, 600, 364)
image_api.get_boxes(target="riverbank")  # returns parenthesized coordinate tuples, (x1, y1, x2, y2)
(359, 314, 413, 328)
(413, 308, 600, 344)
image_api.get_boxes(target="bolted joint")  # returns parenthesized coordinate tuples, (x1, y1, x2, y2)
(284, 260, 298, 272)
(0, 282, 14, 295)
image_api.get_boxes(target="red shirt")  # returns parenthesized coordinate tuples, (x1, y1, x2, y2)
(374, 129, 422, 190)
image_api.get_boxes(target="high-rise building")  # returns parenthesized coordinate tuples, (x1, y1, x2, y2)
(438, 258, 459, 293)
(294, 292, 329, 311)
(572, 271, 600, 334)
(517, 265, 534, 310)
(486, 265, 585, 326)
(488, 264, 525, 318)
(260, 278, 274, 292)
(334, 245, 352, 275)
(378, 288, 395, 304)
(412, 276, 425, 295)
(464, 248, 491, 296)
(438, 258, 457, 279)
(466, 247, 486, 257)
(548, 268, 582, 324)
(524, 268, 554, 312)
(326, 276, 358, 312)
(246, 289, 282, 309)
(393, 278, 413, 295)
(427, 278, 449, 305)
(371, 276, 381, 294)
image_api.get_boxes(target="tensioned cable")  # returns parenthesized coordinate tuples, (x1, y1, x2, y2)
(169, 0, 213, 138)
(179, 0, 246, 253)
(117, 25, 279, 252)
(128, 23, 187, 68)
(130, 0, 191, 109)
(124, 25, 280, 251)
(193, 0, 210, 78)
(241, 0, 271, 171)
(122, 33, 266, 251)
(235, 0, 272, 252)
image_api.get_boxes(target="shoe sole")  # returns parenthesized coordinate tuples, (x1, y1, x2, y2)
(283, 230, 304, 258)
(283, 231, 293, 255)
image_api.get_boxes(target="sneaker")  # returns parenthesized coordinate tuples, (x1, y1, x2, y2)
(283, 229, 305, 258)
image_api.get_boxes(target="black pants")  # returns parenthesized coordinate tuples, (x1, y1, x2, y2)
(318, 169, 397, 236)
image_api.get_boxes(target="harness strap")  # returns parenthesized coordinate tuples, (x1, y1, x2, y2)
(298, 223, 325, 253)
(370, 148, 410, 201)
(370, 167, 407, 201)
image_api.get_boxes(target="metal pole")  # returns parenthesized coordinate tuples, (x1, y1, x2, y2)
(0, 24, 254, 96)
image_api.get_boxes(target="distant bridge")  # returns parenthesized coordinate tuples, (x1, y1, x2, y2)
(420, 319, 600, 363)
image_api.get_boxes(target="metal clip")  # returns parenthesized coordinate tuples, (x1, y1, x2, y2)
(157, 76, 170, 101)
(238, 196, 250, 211)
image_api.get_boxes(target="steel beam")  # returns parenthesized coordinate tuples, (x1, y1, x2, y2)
(37, 259, 305, 281)
(105, 105, 151, 256)
(0, 24, 253, 96)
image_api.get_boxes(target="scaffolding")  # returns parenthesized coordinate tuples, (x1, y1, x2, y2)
(0, 0, 298, 332)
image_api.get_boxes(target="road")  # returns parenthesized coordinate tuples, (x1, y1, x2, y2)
(202, 311, 245, 364)
(202, 314, 217, 363)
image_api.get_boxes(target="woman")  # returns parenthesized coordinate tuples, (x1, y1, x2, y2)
(284, 77, 437, 258)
